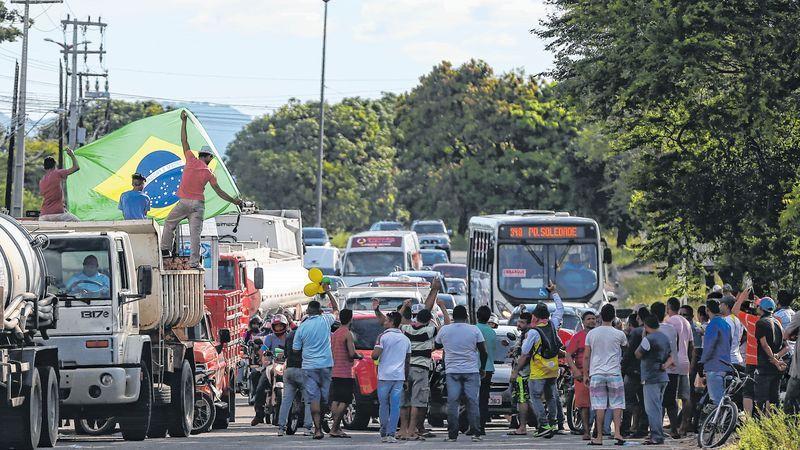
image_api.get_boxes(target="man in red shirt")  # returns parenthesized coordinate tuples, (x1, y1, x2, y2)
(732, 287, 760, 416)
(38, 148, 80, 221)
(565, 310, 596, 441)
(161, 110, 242, 267)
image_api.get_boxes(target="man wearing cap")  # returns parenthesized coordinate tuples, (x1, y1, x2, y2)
(118, 173, 151, 220)
(753, 296, 789, 413)
(160, 110, 243, 267)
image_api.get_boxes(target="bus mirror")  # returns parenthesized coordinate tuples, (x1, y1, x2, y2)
(603, 247, 613, 265)
(254, 267, 264, 290)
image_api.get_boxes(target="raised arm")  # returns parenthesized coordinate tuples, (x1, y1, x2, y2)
(65, 148, 80, 175)
(436, 298, 451, 325)
(323, 284, 340, 317)
(373, 298, 387, 326)
(424, 277, 441, 311)
(732, 287, 751, 316)
(548, 282, 564, 328)
(180, 110, 191, 154)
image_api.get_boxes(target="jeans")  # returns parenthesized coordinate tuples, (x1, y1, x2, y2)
(253, 370, 270, 417)
(278, 367, 312, 431)
(446, 372, 480, 440)
(644, 382, 668, 444)
(302, 367, 332, 405)
(528, 377, 557, 428)
(378, 380, 404, 438)
(161, 198, 205, 265)
(706, 371, 727, 406)
(479, 371, 493, 432)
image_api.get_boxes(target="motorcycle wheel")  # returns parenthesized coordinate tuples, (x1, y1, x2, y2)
(285, 401, 301, 435)
(191, 393, 216, 435)
(565, 390, 583, 433)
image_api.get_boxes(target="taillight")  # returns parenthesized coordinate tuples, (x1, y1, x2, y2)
(86, 340, 109, 348)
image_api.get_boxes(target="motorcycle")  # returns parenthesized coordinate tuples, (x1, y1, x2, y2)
(264, 348, 286, 426)
(243, 338, 265, 405)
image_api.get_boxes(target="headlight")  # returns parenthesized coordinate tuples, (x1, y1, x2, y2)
(99, 373, 113, 386)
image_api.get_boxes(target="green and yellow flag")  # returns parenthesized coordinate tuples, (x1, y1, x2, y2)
(66, 108, 240, 222)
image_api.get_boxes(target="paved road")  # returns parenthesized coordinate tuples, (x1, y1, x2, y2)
(55, 396, 697, 449)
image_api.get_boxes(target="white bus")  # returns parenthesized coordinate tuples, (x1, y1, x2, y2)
(467, 210, 612, 319)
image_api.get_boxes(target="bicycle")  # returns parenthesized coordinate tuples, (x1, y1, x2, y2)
(697, 361, 751, 448)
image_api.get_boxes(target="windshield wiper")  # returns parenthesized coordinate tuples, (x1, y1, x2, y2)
(555, 242, 574, 271)
(524, 245, 545, 267)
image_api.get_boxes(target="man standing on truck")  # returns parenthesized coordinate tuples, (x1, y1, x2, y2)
(118, 173, 151, 220)
(39, 149, 80, 221)
(160, 110, 243, 267)
(292, 285, 340, 440)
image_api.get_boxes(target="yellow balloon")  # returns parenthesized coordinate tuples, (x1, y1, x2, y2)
(316, 284, 326, 294)
(308, 268, 324, 283)
(303, 282, 319, 297)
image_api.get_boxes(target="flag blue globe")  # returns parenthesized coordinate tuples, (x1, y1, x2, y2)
(135, 150, 184, 208)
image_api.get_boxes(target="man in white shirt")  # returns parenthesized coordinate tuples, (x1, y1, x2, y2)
(372, 311, 411, 443)
(435, 305, 488, 443)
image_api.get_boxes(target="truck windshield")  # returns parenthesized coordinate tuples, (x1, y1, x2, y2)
(218, 260, 236, 290)
(350, 318, 383, 350)
(303, 228, 326, 239)
(498, 243, 598, 301)
(343, 251, 404, 277)
(43, 238, 112, 300)
(413, 223, 446, 234)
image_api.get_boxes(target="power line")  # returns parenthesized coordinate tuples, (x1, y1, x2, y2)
(109, 66, 416, 83)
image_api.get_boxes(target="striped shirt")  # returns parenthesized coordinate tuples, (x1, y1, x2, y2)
(331, 326, 355, 379)
(401, 323, 437, 370)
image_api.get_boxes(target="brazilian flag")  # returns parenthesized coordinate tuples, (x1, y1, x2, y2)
(66, 108, 240, 223)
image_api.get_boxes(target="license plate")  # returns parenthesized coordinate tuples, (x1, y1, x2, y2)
(489, 394, 502, 405)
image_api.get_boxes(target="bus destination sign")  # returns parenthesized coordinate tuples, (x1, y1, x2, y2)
(351, 236, 403, 248)
(499, 225, 591, 240)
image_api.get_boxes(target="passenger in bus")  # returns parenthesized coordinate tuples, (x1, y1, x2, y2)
(556, 253, 597, 298)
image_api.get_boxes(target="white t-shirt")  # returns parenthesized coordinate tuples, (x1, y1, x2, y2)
(376, 328, 411, 381)
(584, 325, 627, 376)
(435, 322, 485, 374)
(723, 315, 744, 365)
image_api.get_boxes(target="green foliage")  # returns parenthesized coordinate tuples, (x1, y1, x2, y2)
(37, 100, 167, 142)
(727, 408, 800, 450)
(225, 96, 404, 232)
(539, 0, 800, 292)
(0, 139, 58, 210)
(619, 272, 672, 309)
(329, 231, 350, 249)
(0, 1, 21, 44)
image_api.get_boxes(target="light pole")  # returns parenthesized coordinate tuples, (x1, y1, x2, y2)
(315, 0, 330, 227)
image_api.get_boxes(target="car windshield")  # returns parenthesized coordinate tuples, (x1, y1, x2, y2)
(413, 223, 446, 234)
(218, 260, 236, 290)
(495, 336, 515, 363)
(350, 318, 383, 350)
(303, 228, 326, 239)
(43, 238, 112, 300)
(346, 296, 415, 311)
(421, 251, 448, 266)
(343, 252, 405, 276)
(448, 279, 467, 294)
(506, 307, 581, 331)
(498, 243, 598, 300)
(375, 222, 403, 231)
(435, 264, 467, 279)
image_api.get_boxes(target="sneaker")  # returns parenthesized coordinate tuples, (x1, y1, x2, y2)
(381, 437, 388, 443)
(385, 436, 398, 443)
(471, 435, 483, 442)
(277, 428, 285, 437)
(443, 437, 458, 442)
(303, 429, 314, 436)
(535, 426, 553, 438)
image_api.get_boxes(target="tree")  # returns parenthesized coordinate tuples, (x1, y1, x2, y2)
(37, 100, 166, 142)
(538, 0, 800, 290)
(225, 96, 404, 231)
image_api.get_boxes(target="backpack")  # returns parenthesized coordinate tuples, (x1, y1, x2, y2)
(530, 322, 563, 360)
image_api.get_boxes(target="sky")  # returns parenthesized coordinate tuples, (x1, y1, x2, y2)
(0, 0, 555, 135)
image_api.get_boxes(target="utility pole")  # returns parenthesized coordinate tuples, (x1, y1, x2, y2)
(58, 60, 63, 168)
(9, 0, 62, 217)
(4, 62, 19, 212)
(315, 0, 330, 227)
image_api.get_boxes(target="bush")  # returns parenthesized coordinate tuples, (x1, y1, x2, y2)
(330, 231, 350, 249)
(726, 408, 800, 450)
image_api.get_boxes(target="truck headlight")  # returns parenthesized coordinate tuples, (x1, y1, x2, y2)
(99, 373, 113, 386)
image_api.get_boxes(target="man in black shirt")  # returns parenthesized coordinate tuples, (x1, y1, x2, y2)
(753, 297, 789, 413)
(621, 307, 649, 437)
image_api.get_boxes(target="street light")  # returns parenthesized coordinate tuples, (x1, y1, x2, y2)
(315, 0, 330, 227)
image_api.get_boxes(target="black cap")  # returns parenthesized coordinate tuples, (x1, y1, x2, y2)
(132, 172, 146, 182)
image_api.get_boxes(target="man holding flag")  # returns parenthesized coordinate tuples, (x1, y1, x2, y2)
(160, 110, 243, 267)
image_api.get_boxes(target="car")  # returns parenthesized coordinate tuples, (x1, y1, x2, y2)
(337, 286, 428, 311)
(353, 275, 430, 288)
(506, 304, 582, 332)
(302, 227, 330, 247)
(421, 248, 449, 267)
(389, 270, 458, 313)
(303, 246, 341, 275)
(369, 221, 404, 231)
(432, 263, 467, 280)
(412, 219, 452, 258)
(445, 278, 467, 306)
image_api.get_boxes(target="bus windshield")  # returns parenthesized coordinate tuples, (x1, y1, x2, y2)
(343, 251, 404, 277)
(498, 243, 598, 300)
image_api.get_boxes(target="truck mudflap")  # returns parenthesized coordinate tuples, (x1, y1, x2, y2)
(58, 366, 141, 405)
(2, 346, 58, 388)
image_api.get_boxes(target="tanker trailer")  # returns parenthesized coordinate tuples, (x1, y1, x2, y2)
(0, 213, 60, 449)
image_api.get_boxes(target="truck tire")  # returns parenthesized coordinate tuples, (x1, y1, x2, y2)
(148, 386, 171, 438)
(167, 360, 194, 438)
(38, 366, 59, 447)
(0, 368, 42, 449)
(120, 363, 153, 441)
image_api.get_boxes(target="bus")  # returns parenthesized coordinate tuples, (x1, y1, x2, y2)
(467, 210, 612, 320)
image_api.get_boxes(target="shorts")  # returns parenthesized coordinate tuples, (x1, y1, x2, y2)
(330, 377, 355, 404)
(303, 367, 332, 404)
(574, 379, 590, 408)
(402, 366, 431, 408)
(512, 375, 530, 404)
(676, 374, 691, 401)
(754, 370, 780, 405)
(589, 374, 625, 411)
(742, 365, 756, 400)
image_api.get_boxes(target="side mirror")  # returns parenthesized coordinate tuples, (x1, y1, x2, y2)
(603, 247, 613, 265)
(137, 265, 153, 296)
(254, 267, 264, 290)
(334, 268, 341, 276)
(506, 331, 517, 341)
(218, 328, 232, 345)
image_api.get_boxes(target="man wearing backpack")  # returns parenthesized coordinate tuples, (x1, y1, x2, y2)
(511, 282, 564, 439)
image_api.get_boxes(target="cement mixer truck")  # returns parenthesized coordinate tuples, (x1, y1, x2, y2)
(0, 213, 60, 449)
(25, 219, 206, 441)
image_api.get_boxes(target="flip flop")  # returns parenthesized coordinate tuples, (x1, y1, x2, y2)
(615, 439, 626, 446)
(588, 442, 603, 446)
(313, 434, 324, 440)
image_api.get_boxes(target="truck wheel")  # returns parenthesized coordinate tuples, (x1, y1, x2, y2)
(191, 393, 215, 434)
(38, 366, 59, 447)
(167, 360, 194, 438)
(0, 368, 42, 449)
(120, 363, 152, 441)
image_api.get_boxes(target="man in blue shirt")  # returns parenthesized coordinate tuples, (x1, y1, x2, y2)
(700, 299, 732, 405)
(65, 255, 110, 298)
(292, 287, 339, 439)
(118, 173, 151, 220)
